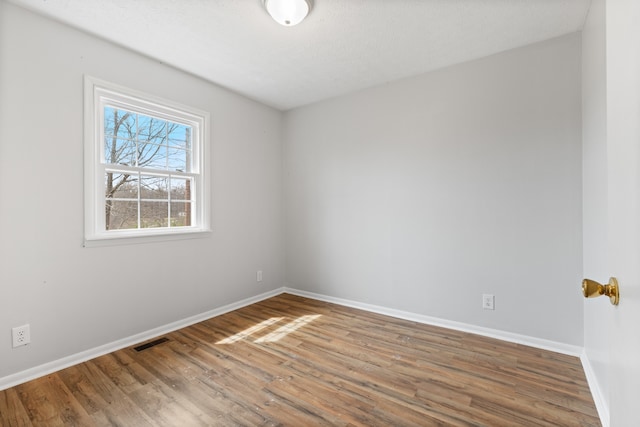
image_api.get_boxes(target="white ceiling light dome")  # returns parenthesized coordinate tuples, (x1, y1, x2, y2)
(264, 0, 312, 26)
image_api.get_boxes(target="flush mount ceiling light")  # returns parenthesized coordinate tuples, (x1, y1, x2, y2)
(264, 0, 312, 26)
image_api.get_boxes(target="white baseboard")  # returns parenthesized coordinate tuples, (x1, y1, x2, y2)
(0, 288, 285, 391)
(284, 287, 583, 356)
(580, 351, 610, 427)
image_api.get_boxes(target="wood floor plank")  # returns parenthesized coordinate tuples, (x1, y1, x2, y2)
(57, 361, 157, 427)
(16, 374, 95, 426)
(0, 386, 33, 427)
(90, 353, 150, 395)
(0, 293, 601, 426)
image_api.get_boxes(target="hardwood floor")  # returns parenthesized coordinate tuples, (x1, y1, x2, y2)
(0, 293, 601, 426)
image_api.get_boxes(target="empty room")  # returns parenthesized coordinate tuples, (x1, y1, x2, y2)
(0, 0, 638, 426)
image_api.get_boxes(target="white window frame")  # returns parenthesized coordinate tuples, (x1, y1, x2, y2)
(84, 76, 211, 247)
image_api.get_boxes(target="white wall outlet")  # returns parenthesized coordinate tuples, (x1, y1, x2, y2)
(257, 270, 263, 282)
(482, 294, 495, 310)
(12, 324, 31, 348)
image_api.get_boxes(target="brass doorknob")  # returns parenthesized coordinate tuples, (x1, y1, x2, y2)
(582, 277, 620, 305)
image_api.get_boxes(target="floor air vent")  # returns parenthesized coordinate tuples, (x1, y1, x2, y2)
(134, 337, 169, 352)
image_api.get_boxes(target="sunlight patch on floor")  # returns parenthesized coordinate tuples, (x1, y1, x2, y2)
(216, 314, 322, 344)
(216, 317, 284, 344)
(254, 314, 322, 343)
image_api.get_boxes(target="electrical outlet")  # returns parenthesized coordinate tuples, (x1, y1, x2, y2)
(257, 270, 263, 282)
(12, 324, 30, 348)
(482, 294, 495, 310)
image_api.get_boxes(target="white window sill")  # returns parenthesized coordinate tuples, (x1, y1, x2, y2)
(83, 229, 212, 248)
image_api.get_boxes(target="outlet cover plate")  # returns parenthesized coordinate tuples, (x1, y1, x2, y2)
(12, 324, 31, 348)
(482, 294, 495, 310)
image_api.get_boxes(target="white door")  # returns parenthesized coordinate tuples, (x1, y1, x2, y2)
(607, 1, 640, 425)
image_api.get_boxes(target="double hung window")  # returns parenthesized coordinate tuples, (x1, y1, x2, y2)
(84, 77, 210, 245)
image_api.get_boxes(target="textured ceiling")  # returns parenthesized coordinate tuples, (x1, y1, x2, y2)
(7, 0, 591, 110)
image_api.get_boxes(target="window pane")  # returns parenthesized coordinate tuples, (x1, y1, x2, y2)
(106, 200, 138, 230)
(104, 137, 136, 166)
(170, 178, 191, 201)
(171, 201, 191, 227)
(140, 175, 167, 200)
(138, 114, 167, 143)
(141, 201, 168, 228)
(104, 107, 136, 139)
(139, 143, 167, 170)
(168, 147, 188, 172)
(104, 106, 116, 136)
(168, 123, 191, 149)
(105, 173, 138, 199)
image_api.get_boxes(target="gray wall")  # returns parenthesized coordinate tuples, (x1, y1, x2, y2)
(0, 2, 284, 378)
(284, 34, 583, 345)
